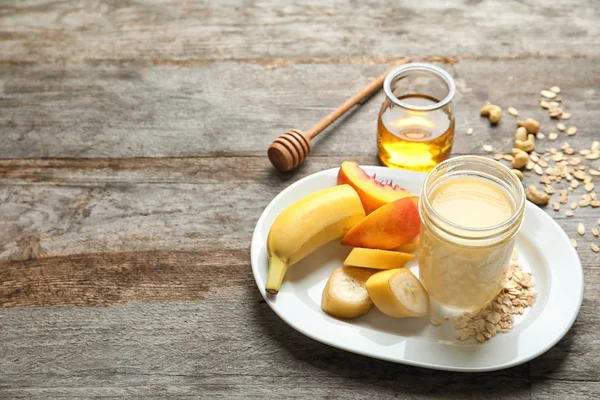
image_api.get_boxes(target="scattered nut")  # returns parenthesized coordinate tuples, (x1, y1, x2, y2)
(549, 108, 563, 118)
(577, 223, 585, 236)
(592, 244, 600, 253)
(515, 127, 528, 141)
(561, 112, 571, 120)
(512, 169, 524, 181)
(548, 132, 558, 141)
(550, 86, 561, 94)
(557, 122, 566, 131)
(567, 127, 577, 136)
(518, 118, 540, 134)
(592, 228, 599, 237)
(534, 164, 544, 175)
(566, 211, 574, 217)
(512, 149, 529, 169)
(480, 104, 502, 124)
(526, 186, 549, 206)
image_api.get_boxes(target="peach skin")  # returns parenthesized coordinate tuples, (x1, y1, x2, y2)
(341, 196, 420, 250)
(337, 161, 412, 214)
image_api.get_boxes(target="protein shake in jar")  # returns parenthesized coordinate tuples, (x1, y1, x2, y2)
(418, 156, 526, 310)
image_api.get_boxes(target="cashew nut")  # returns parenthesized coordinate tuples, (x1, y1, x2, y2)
(517, 118, 540, 134)
(515, 139, 535, 153)
(515, 127, 528, 141)
(512, 169, 524, 181)
(512, 149, 529, 169)
(526, 185, 549, 206)
(480, 104, 502, 124)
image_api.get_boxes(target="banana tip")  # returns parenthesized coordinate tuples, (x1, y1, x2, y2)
(266, 288, 279, 295)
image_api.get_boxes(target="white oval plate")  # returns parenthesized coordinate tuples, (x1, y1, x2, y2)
(251, 166, 583, 372)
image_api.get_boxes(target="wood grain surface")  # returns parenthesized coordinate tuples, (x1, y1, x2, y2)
(1, 0, 599, 399)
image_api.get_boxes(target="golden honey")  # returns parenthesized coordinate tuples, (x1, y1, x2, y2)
(377, 94, 454, 172)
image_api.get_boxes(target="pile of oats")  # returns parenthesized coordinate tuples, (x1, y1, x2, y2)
(451, 251, 537, 343)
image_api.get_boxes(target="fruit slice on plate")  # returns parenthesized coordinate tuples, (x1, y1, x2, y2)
(322, 266, 376, 319)
(266, 184, 366, 295)
(366, 268, 429, 318)
(341, 196, 420, 250)
(344, 248, 414, 270)
(337, 161, 412, 214)
(394, 238, 420, 253)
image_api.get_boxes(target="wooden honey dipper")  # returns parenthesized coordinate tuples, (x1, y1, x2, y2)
(267, 63, 407, 172)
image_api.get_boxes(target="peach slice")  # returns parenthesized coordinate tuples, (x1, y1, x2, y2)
(344, 248, 414, 270)
(341, 196, 420, 250)
(394, 238, 420, 253)
(337, 161, 413, 214)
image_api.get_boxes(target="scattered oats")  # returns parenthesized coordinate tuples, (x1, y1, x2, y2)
(467, 128, 473, 135)
(503, 154, 514, 161)
(591, 141, 600, 151)
(475, 333, 486, 343)
(573, 171, 587, 180)
(540, 100, 551, 109)
(579, 199, 591, 207)
(483, 144, 493, 152)
(570, 180, 579, 190)
(560, 191, 568, 204)
(577, 223, 585, 236)
(548, 132, 558, 141)
(586, 183, 595, 192)
(444, 316, 450, 321)
(534, 165, 544, 175)
(507, 107, 519, 117)
(530, 153, 540, 162)
(567, 127, 577, 136)
(580, 149, 592, 156)
(457, 330, 471, 341)
(536, 132, 545, 139)
(538, 159, 549, 168)
(590, 169, 600, 176)
(570, 202, 578, 210)
(475, 319, 486, 333)
(552, 201, 560, 211)
(551, 153, 563, 162)
(561, 112, 571, 120)
(526, 161, 535, 170)
(592, 228, 599, 237)
(592, 201, 600, 208)
(586, 152, 600, 160)
(550, 86, 561, 93)
(549, 108, 562, 119)
(569, 157, 582, 166)
(430, 319, 442, 326)
(486, 312, 501, 324)
(540, 175, 550, 184)
(494, 153, 503, 160)
(592, 244, 600, 253)
(571, 238, 578, 248)
(544, 185, 556, 194)
(541, 90, 557, 99)
(564, 147, 575, 155)
(566, 210, 574, 217)
(557, 122, 566, 131)
(511, 249, 519, 261)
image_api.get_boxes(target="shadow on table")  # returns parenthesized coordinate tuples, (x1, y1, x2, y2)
(250, 286, 574, 397)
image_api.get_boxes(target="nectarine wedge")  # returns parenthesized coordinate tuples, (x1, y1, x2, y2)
(344, 248, 414, 270)
(341, 196, 420, 250)
(337, 161, 412, 214)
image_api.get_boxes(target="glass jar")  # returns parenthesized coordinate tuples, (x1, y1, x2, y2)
(378, 63, 455, 172)
(418, 156, 526, 310)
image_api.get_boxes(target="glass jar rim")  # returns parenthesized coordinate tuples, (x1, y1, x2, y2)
(383, 62, 456, 112)
(419, 156, 526, 240)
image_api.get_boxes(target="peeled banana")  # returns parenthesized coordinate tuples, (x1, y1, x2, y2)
(266, 184, 365, 294)
(366, 268, 429, 318)
(322, 266, 375, 319)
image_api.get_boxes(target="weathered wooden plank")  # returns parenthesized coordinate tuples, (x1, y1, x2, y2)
(1, 58, 598, 159)
(0, 0, 599, 63)
(0, 156, 598, 267)
(531, 380, 600, 399)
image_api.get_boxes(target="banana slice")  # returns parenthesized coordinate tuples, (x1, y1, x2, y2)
(366, 268, 429, 318)
(322, 267, 375, 319)
(344, 247, 414, 270)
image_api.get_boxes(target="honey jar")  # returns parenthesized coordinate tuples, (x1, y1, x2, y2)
(378, 63, 456, 172)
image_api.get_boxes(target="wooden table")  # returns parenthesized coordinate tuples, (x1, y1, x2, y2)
(1, 1, 599, 398)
